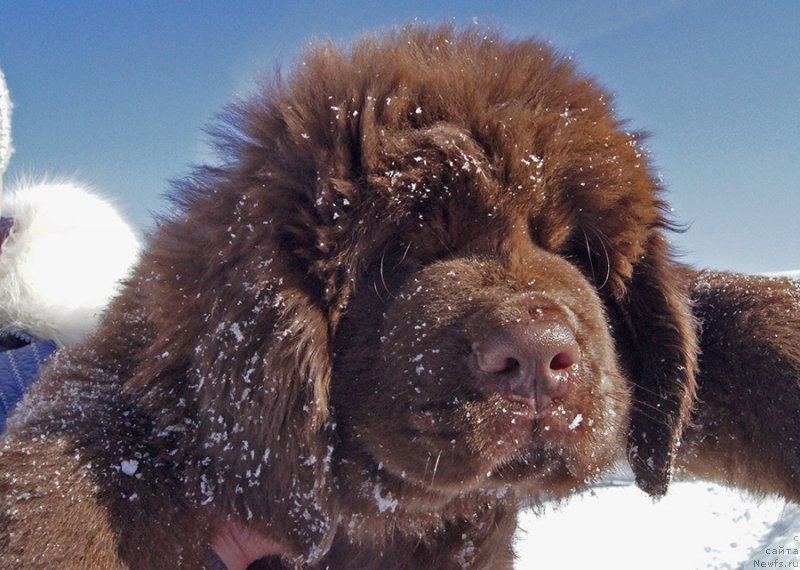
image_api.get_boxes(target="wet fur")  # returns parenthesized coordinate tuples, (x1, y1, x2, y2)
(0, 26, 795, 569)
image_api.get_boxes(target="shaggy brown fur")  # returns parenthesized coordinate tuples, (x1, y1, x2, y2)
(679, 271, 800, 499)
(0, 25, 795, 570)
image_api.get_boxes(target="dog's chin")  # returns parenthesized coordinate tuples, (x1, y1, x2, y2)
(357, 403, 606, 507)
(352, 441, 593, 518)
(485, 446, 597, 495)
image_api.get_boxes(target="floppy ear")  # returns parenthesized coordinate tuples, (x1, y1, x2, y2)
(608, 235, 698, 496)
(120, 167, 343, 555)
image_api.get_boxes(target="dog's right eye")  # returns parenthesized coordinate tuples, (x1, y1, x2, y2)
(562, 226, 613, 290)
(370, 241, 422, 300)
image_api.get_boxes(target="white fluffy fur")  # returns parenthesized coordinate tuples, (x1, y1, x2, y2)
(0, 66, 13, 204)
(0, 182, 140, 346)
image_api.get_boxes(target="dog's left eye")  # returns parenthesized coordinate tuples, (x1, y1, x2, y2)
(370, 241, 422, 298)
(562, 227, 613, 289)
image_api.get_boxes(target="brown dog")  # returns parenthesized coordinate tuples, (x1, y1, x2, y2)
(0, 26, 797, 569)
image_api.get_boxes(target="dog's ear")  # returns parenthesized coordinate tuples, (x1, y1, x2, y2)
(607, 236, 698, 496)
(120, 166, 343, 553)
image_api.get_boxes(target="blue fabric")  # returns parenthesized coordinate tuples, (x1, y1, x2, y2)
(0, 330, 57, 431)
(208, 550, 228, 570)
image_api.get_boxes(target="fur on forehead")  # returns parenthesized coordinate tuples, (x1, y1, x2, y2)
(200, 25, 669, 306)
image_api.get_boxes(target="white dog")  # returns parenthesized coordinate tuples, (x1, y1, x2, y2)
(0, 66, 140, 428)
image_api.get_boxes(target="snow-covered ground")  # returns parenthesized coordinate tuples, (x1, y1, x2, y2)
(515, 465, 800, 569)
(768, 271, 800, 280)
(517, 272, 800, 570)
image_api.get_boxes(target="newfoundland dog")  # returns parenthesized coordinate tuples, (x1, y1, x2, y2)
(1, 25, 799, 569)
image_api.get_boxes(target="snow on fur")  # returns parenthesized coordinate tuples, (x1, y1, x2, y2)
(0, 182, 140, 346)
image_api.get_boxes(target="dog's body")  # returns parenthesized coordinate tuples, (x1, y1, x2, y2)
(680, 271, 800, 500)
(0, 27, 798, 569)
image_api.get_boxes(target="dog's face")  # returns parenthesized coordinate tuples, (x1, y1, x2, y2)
(333, 236, 630, 504)
(131, 28, 698, 548)
(326, 122, 646, 506)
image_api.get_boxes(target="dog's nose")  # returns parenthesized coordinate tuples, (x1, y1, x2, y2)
(471, 321, 579, 413)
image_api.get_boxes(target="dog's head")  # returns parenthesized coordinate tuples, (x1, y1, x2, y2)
(128, 25, 697, 550)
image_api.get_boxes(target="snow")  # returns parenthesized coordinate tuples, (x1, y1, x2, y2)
(515, 464, 800, 569)
(371, 484, 399, 513)
(772, 271, 800, 280)
(120, 459, 139, 476)
(568, 413, 583, 430)
(230, 322, 245, 343)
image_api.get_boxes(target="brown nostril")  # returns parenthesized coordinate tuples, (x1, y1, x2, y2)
(550, 351, 576, 371)
(498, 357, 520, 374)
(472, 342, 521, 375)
(470, 320, 579, 413)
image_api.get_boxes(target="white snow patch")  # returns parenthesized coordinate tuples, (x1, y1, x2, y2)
(515, 465, 800, 569)
(230, 322, 244, 343)
(766, 270, 800, 280)
(372, 484, 399, 513)
(120, 459, 139, 476)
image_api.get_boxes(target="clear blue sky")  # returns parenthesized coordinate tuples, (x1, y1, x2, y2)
(1, 1, 797, 273)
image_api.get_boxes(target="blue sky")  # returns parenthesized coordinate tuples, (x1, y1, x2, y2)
(0, 1, 797, 273)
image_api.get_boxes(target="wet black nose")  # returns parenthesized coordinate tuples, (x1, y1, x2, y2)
(470, 321, 579, 413)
